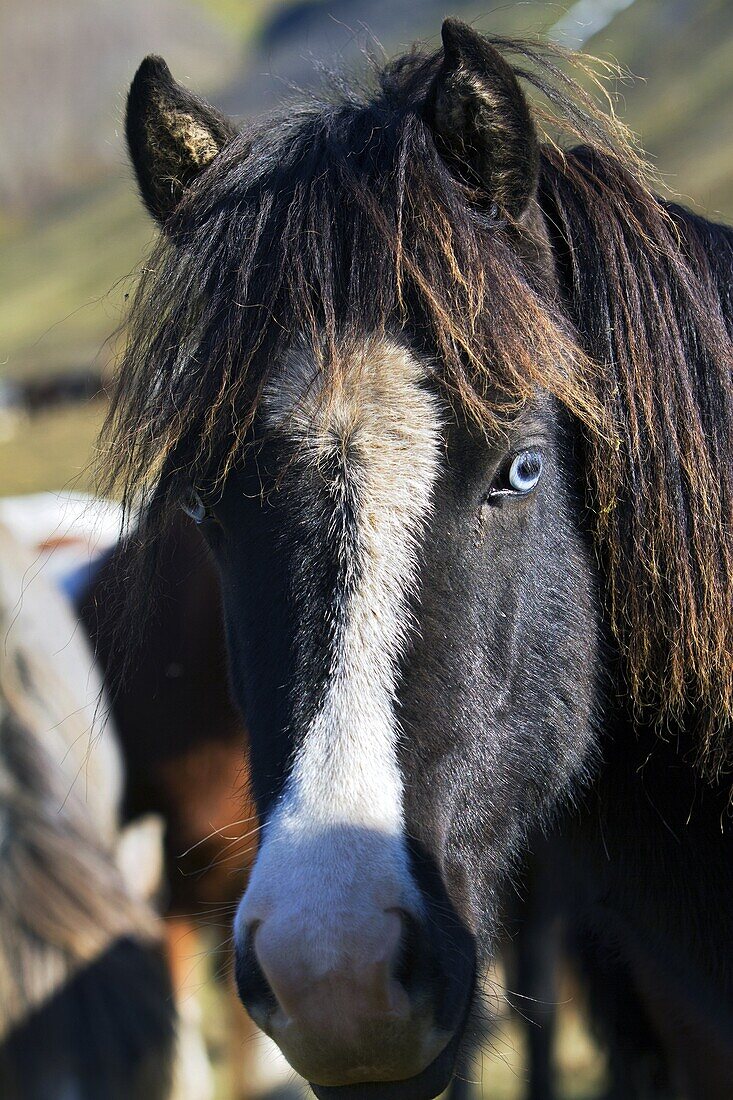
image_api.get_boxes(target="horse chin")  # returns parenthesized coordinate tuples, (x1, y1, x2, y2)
(308, 974, 476, 1100)
(308, 1027, 462, 1100)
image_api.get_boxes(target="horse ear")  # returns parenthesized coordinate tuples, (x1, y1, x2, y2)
(126, 56, 237, 224)
(425, 19, 539, 219)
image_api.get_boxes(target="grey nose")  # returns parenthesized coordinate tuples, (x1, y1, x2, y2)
(254, 905, 408, 1031)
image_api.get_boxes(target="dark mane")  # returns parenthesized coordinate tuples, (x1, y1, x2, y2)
(101, 35, 732, 772)
(540, 149, 733, 770)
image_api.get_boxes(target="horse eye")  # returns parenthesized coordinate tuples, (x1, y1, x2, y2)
(181, 487, 207, 524)
(507, 450, 543, 494)
(489, 449, 543, 500)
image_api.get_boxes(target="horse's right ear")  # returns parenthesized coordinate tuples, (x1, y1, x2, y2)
(126, 56, 237, 225)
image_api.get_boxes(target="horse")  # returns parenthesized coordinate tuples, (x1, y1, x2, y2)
(0, 520, 175, 1099)
(102, 18, 732, 1100)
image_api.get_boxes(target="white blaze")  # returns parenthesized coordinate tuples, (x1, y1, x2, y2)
(237, 338, 442, 971)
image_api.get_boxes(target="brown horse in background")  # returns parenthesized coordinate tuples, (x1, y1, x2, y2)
(80, 513, 251, 917)
(78, 513, 294, 1100)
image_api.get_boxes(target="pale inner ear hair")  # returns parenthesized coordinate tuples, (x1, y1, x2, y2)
(163, 111, 221, 167)
(147, 103, 222, 171)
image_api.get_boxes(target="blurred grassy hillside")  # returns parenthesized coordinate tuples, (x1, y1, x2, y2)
(1, 0, 732, 495)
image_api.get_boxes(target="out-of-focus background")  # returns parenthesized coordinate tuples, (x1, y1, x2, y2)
(1, 2, 731, 1097)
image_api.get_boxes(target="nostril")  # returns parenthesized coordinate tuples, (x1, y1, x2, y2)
(235, 924, 278, 1020)
(391, 908, 423, 995)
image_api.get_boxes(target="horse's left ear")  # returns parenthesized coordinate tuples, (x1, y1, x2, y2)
(425, 19, 539, 219)
(126, 56, 238, 225)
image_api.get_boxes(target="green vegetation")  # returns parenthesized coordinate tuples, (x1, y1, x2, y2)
(580, 0, 733, 217)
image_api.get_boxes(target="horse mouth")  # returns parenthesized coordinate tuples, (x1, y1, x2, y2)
(308, 1025, 464, 1100)
(308, 971, 476, 1100)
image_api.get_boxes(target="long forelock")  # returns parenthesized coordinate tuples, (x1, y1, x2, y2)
(103, 45, 606, 512)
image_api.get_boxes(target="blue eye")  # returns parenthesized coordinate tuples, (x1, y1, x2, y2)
(508, 450, 543, 493)
(181, 487, 207, 524)
(489, 449, 543, 500)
